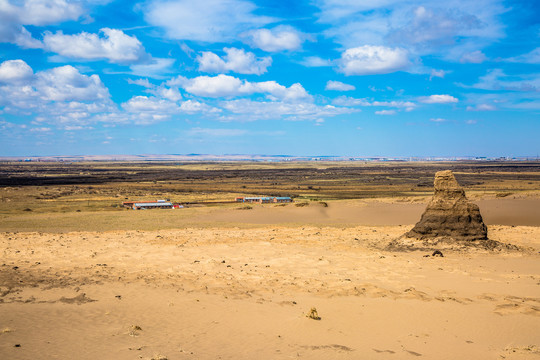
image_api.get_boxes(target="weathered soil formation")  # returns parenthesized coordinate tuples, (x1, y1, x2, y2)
(405, 170, 488, 241)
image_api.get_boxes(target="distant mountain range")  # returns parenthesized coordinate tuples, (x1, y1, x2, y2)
(0, 154, 537, 162)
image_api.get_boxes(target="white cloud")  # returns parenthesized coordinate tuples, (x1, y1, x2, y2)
(12, 26, 43, 48)
(505, 47, 540, 64)
(176, 74, 244, 97)
(36, 65, 110, 102)
(460, 50, 487, 63)
(129, 58, 175, 79)
(372, 100, 416, 109)
(151, 86, 183, 102)
(0, 59, 34, 83)
(43, 28, 148, 64)
(300, 56, 333, 67)
(466, 104, 497, 111)
(419, 94, 458, 104)
(121, 96, 181, 124)
(465, 69, 540, 92)
(197, 48, 271, 75)
(180, 100, 220, 114)
(241, 26, 303, 52)
(186, 127, 248, 137)
(0, 0, 94, 48)
(430, 69, 448, 79)
(0, 0, 84, 26)
(387, 6, 485, 53)
(430, 118, 447, 122)
(325, 80, 355, 91)
(338, 45, 410, 75)
(0, 60, 117, 128)
(219, 98, 357, 121)
(29, 127, 51, 132)
(170, 74, 312, 101)
(127, 78, 154, 88)
(144, 0, 274, 42)
(314, 0, 507, 59)
(332, 96, 416, 110)
(375, 110, 396, 115)
(122, 95, 178, 113)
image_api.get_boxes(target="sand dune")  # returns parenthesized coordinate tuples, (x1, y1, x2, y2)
(203, 198, 540, 227)
(1, 224, 539, 359)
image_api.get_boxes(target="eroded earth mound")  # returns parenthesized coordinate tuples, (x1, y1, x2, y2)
(406, 170, 488, 241)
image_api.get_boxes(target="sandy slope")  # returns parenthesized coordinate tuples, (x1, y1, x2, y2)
(1, 223, 539, 360)
(1, 198, 539, 233)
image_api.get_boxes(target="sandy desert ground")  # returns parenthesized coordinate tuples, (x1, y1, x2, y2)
(1, 198, 539, 360)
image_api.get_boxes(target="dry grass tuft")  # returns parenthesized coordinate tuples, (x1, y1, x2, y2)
(306, 307, 321, 320)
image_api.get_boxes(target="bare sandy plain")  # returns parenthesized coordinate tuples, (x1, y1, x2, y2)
(1, 161, 539, 360)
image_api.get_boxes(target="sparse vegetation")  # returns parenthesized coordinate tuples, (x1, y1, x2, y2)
(0, 161, 538, 232)
(237, 205, 253, 210)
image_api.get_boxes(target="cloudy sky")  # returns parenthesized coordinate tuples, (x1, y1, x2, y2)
(0, 0, 538, 157)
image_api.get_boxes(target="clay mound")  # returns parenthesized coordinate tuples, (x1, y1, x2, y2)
(406, 170, 488, 241)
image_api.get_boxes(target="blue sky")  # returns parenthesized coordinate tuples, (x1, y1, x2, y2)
(0, 0, 538, 157)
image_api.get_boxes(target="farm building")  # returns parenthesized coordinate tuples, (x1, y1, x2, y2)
(122, 200, 174, 210)
(235, 196, 293, 203)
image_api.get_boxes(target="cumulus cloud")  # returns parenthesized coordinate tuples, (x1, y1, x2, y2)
(42, 28, 148, 64)
(197, 48, 271, 75)
(11, 27, 43, 48)
(119, 92, 220, 124)
(0, 0, 91, 48)
(419, 94, 458, 104)
(241, 26, 304, 52)
(0, 0, 84, 26)
(121, 95, 180, 123)
(179, 100, 219, 114)
(0, 59, 116, 128)
(325, 80, 355, 91)
(0, 59, 34, 83)
(144, 0, 274, 42)
(169, 74, 312, 101)
(35, 65, 110, 102)
(338, 45, 410, 75)
(430, 118, 447, 122)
